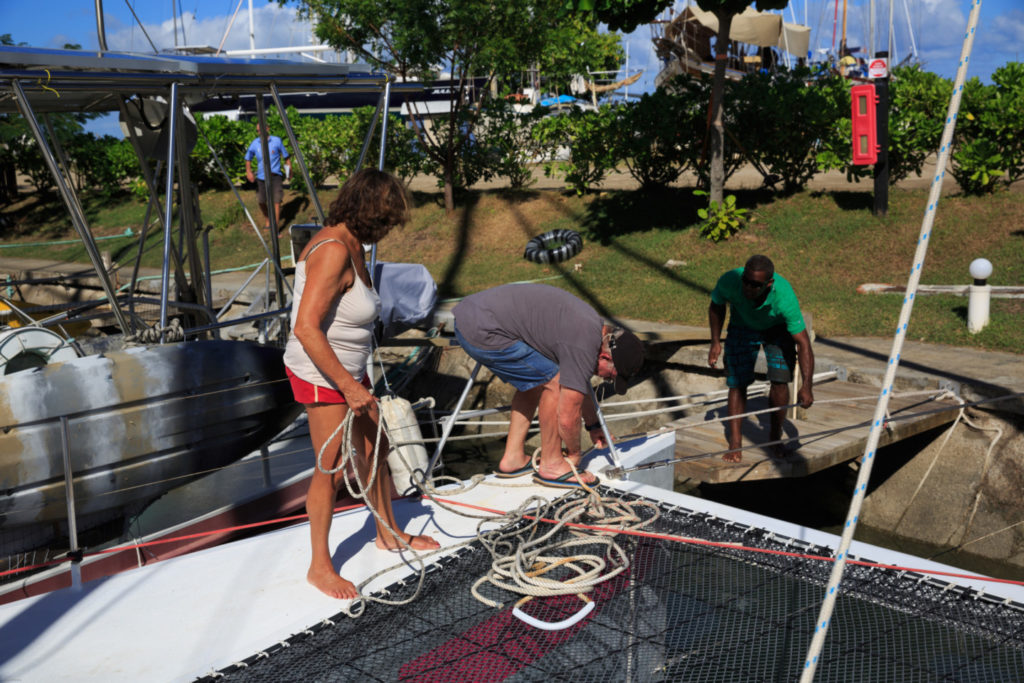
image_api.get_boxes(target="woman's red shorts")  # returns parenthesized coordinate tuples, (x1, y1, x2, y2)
(286, 368, 371, 404)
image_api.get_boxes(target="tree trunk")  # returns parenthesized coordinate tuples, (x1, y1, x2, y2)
(709, 11, 734, 205)
(443, 146, 455, 214)
(443, 176, 454, 214)
(443, 104, 458, 214)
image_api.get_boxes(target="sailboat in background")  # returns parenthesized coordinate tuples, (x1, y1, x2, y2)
(651, 4, 812, 85)
(650, 0, 920, 85)
(0, 24, 395, 555)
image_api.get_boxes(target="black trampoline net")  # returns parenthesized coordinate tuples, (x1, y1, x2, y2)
(202, 490, 1024, 682)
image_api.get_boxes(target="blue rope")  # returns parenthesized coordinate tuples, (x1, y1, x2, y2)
(799, 2, 984, 680)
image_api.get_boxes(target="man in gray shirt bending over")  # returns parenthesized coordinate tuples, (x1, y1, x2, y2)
(453, 283, 644, 489)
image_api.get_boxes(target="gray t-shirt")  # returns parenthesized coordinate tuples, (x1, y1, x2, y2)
(453, 283, 602, 394)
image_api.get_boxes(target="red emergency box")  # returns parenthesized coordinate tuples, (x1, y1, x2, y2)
(850, 84, 878, 165)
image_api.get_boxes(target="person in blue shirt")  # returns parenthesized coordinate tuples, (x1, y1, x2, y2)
(708, 254, 815, 462)
(244, 123, 291, 236)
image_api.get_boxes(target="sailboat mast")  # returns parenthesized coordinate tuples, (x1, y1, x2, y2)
(831, 0, 840, 55)
(889, 0, 897, 64)
(248, 0, 256, 56)
(841, 0, 849, 54)
(869, 0, 876, 57)
(94, 0, 109, 51)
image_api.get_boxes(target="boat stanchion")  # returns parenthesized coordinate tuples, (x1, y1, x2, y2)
(60, 416, 83, 590)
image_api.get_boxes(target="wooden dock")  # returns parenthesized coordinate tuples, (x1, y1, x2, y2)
(670, 378, 962, 484)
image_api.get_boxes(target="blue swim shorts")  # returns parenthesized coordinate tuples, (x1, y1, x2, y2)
(454, 326, 559, 392)
(723, 324, 796, 388)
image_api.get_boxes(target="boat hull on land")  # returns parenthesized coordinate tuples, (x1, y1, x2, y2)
(0, 339, 300, 547)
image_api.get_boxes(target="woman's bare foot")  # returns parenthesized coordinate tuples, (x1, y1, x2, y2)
(307, 564, 359, 600)
(375, 532, 440, 552)
(722, 449, 742, 463)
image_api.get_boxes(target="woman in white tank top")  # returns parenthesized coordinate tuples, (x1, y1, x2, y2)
(284, 169, 439, 600)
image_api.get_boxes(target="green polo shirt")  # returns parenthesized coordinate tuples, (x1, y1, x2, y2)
(711, 268, 806, 335)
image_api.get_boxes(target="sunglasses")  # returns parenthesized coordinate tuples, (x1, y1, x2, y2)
(741, 274, 771, 289)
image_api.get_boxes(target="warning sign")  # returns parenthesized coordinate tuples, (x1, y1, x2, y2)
(869, 57, 889, 79)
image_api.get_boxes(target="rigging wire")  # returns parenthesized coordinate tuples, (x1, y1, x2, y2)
(798, 2, 984, 678)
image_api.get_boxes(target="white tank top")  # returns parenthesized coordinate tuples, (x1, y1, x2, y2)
(283, 239, 381, 386)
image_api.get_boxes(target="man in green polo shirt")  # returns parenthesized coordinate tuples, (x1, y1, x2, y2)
(707, 254, 814, 462)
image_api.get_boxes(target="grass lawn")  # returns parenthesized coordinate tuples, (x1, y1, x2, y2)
(2, 181, 1022, 353)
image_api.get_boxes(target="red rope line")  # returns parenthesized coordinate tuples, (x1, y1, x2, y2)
(433, 498, 1024, 589)
(0, 501, 369, 579)
(7, 495, 1023, 592)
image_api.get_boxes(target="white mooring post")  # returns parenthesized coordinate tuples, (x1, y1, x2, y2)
(967, 258, 992, 333)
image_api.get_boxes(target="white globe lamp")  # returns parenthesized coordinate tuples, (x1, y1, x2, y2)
(967, 258, 992, 333)
(969, 258, 993, 283)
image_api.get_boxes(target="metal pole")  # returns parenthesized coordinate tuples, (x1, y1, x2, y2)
(159, 83, 180, 340)
(10, 79, 132, 333)
(422, 361, 482, 481)
(589, 386, 622, 468)
(247, 0, 256, 56)
(873, 51, 890, 217)
(94, 0, 108, 51)
(369, 78, 393, 286)
(255, 97, 286, 314)
(377, 78, 392, 171)
(202, 226, 219, 338)
(42, 116, 83, 212)
(799, 3, 981, 679)
(60, 416, 82, 590)
(355, 91, 384, 172)
(270, 83, 324, 224)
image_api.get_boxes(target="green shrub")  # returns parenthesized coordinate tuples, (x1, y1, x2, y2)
(615, 90, 691, 189)
(888, 65, 950, 184)
(731, 67, 847, 193)
(952, 78, 1002, 194)
(990, 62, 1024, 186)
(473, 98, 548, 189)
(694, 189, 748, 241)
(534, 105, 621, 194)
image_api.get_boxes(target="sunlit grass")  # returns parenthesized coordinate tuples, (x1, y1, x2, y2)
(2, 184, 1021, 353)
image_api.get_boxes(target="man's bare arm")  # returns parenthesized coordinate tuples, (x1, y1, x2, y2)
(557, 387, 586, 459)
(708, 302, 727, 367)
(793, 329, 815, 408)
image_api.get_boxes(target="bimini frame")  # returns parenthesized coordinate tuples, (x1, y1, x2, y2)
(0, 46, 410, 342)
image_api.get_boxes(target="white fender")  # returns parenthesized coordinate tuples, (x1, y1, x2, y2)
(379, 394, 428, 496)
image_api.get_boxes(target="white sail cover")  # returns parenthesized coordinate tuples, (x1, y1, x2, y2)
(686, 6, 810, 58)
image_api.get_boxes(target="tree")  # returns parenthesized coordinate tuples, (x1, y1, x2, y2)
(288, 0, 580, 212)
(696, 0, 788, 203)
(566, 0, 674, 33)
(0, 38, 102, 200)
(535, 16, 623, 99)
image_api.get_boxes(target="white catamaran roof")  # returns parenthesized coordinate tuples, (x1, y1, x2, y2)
(0, 46, 402, 115)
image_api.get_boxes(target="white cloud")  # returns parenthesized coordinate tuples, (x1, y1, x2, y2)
(105, 5, 322, 57)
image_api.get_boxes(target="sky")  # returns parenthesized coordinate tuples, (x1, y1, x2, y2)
(2, 0, 1022, 137)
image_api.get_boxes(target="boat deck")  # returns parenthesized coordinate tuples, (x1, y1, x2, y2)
(671, 377, 962, 484)
(0, 429, 1020, 682)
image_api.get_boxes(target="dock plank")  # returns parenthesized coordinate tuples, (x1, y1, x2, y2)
(670, 380, 959, 484)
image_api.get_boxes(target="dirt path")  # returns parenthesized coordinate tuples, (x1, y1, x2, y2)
(408, 154, 966, 194)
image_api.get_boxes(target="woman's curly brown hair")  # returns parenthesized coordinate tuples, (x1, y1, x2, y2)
(326, 169, 410, 243)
